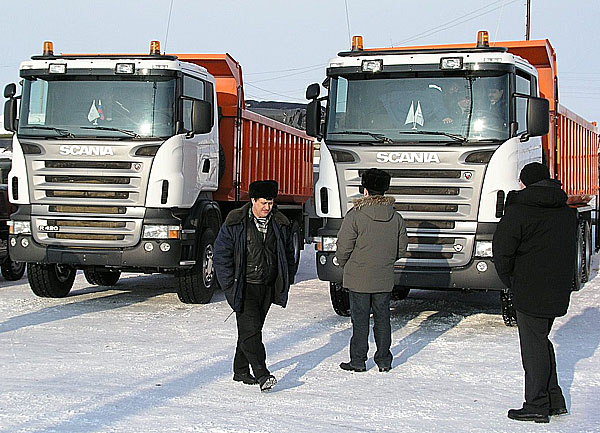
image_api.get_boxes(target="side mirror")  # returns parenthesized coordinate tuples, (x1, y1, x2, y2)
(526, 96, 549, 137)
(4, 83, 16, 99)
(4, 99, 17, 132)
(306, 83, 320, 100)
(306, 99, 322, 138)
(192, 99, 214, 134)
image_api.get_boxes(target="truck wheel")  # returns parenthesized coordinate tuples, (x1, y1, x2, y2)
(291, 221, 302, 269)
(391, 285, 410, 301)
(176, 228, 216, 304)
(500, 290, 517, 327)
(572, 221, 586, 291)
(582, 220, 592, 283)
(1, 258, 26, 281)
(27, 263, 76, 298)
(84, 268, 121, 286)
(330, 282, 350, 317)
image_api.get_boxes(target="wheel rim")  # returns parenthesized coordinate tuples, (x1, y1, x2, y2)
(11, 261, 24, 274)
(203, 244, 214, 288)
(55, 264, 73, 283)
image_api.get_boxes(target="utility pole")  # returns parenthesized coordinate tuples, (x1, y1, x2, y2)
(525, 0, 531, 40)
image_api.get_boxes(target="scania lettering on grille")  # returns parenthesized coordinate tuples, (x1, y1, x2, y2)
(59, 145, 115, 156)
(376, 152, 440, 163)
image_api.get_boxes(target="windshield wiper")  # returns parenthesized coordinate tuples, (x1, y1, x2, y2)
(21, 126, 75, 138)
(331, 130, 393, 143)
(398, 130, 466, 143)
(81, 126, 141, 138)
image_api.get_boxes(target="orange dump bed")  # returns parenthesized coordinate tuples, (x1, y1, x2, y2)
(177, 54, 313, 204)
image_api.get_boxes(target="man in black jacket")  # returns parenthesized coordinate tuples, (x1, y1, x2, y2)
(214, 180, 297, 392)
(493, 162, 576, 423)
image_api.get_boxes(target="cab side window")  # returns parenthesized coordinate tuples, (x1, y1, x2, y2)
(182, 76, 213, 131)
(516, 73, 532, 134)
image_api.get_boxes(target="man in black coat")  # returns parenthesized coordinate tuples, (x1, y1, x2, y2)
(214, 180, 297, 392)
(493, 162, 577, 423)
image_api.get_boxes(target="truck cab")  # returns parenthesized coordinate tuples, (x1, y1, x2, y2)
(4, 41, 219, 300)
(0, 144, 26, 281)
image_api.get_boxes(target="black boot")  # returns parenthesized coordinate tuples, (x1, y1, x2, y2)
(233, 372, 258, 385)
(507, 408, 549, 423)
(258, 374, 277, 392)
(550, 407, 568, 416)
(339, 362, 366, 372)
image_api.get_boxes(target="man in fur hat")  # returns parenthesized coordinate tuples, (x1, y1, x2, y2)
(214, 180, 297, 392)
(335, 168, 408, 372)
(493, 162, 576, 423)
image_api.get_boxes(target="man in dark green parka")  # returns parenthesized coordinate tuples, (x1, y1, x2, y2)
(335, 168, 408, 373)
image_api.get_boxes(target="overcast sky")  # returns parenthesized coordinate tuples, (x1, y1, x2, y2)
(1, 0, 598, 125)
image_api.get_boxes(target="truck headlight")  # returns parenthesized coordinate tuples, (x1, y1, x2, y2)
(8, 220, 31, 235)
(317, 236, 337, 252)
(143, 225, 180, 239)
(475, 241, 493, 257)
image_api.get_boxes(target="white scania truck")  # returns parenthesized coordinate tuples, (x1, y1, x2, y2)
(305, 32, 598, 325)
(4, 41, 313, 303)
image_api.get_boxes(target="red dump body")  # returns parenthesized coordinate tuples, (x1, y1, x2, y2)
(177, 54, 313, 205)
(377, 39, 599, 205)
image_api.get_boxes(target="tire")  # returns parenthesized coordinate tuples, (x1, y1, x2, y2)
(1, 258, 26, 281)
(500, 290, 517, 327)
(582, 220, 592, 283)
(84, 268, 121, 286)
(391, 285, 410, 301)
(27, 263, 76, 298)
(176, 228, 216, 304)
(330, 282, 351, 317)
(290, 221, 302, 270)
(572, 221, 585, 291)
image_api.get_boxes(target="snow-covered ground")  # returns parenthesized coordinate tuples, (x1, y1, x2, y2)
(0, 247, 599, 433)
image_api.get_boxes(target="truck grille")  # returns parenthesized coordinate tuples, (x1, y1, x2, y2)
(32, 215, 139, 247)
(25, 141, 153, 247)
(339, 149, 486, 268)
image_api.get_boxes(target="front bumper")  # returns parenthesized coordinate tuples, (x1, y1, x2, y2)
(8, 233, 188, 271)
(316, 251, 506, 291)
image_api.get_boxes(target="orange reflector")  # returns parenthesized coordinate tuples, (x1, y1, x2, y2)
(150, 40, 161, 55)
(352, 35, 364, 51)
(477, 31, 489, 47)
(43, 41, 54, 56)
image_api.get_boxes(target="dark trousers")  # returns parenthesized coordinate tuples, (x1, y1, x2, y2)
(348, 291, 393, 368)
(516, 311, 566, 415)
(234, 283, 273, 379)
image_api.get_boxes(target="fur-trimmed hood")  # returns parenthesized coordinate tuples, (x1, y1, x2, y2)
(350, 195, 396, 222)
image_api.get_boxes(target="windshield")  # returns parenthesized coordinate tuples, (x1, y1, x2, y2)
(18, 76, 176, 139)
(326, 73, 510, 144)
